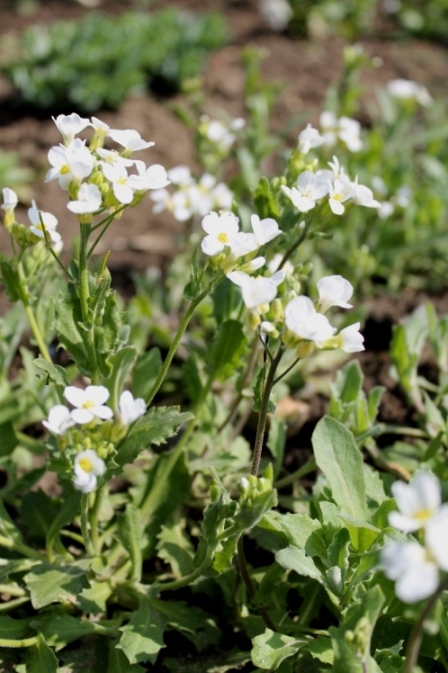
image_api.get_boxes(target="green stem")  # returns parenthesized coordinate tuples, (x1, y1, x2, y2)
(274, 458, 317, 489)
(78, 222, 100, 384)
(80, 494, 95, 556)
(0, 636, 38, 648)
(0, 533, 42, 560)
(277, 219, 312, 271)
(251, 347, 285, 477)
(0, 584, 25, 597)
(145, 276, 222, 407)
(87, 213, 118, 259)
(158, 547, 214, 592)
(89, 484, 105, 555)
(0, 597, 30, 613)
(404, 576, 448, 673)
(17, 262, 52, 363)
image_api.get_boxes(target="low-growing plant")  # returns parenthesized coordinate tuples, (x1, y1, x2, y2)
(3, 9, 228, 112)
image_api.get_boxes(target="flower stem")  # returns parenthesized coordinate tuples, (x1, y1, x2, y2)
(0, 533, 42, 560)
(89, 484, 105, 555)
(80, 494, 95, 556)
(158, 546, 214, 592)
(0, 636, 38, 648)
(78, 222, 100, 384)
(251, 347, 284, 477)
(404, 576, 448, 673)
(17, 262, 52, 363)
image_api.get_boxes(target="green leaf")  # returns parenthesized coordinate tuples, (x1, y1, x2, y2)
(26, 634, 58, 673)
(33, 357, 69, 388)
(338, 514, 381, 551)
(207, 320, 247, 383)
(46, 492, 81, 560)
(116, 406, 193, 468)
(20, 491, 57, 539)
(312, 417, 368, 520)
(267, 416, 286, 478)
(94, 289, 123, 378)
(24, 562, 89, 609)
(0, 420, 18, 457)
(53, 286, 90, 375)
(156, 521, 194, 578)
(76, 580, 112, 615)
(118, 598, 165, 665)
(0, 616, 32, 640)
(0, 498, 23, 542)
(330, 586, 385, 673)
(132, 348, 162, 403)
(107, 642, 145, 673)
(275, 545, 323, 583)
(150, 598, 220, 651)
(104, 346, 137, 412)
(183, 244, 201, 300)
(116, 504, 142, 582)
(302, 637, 334, 665)
(0, 255, 26, 303)
(251, 628, 306, 670)
(32, 611, 98, 651)
(254, 176, 281, 219)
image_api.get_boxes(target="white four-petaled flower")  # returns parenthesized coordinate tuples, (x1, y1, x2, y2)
(317, 275, 353, 312)
(73, 449, 106, 493)
(389, 472, 442, 533)
(285, 296, 335, 346)
(227, 270, 285, 310)
(282, 171, 329, 212)
(118, 391, 146, 425)
(64, 385, 113, 425)
(42, 405, 75, 435)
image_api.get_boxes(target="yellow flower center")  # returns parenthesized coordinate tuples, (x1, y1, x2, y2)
(82, 400, 96, 409)
(414, 508, 433, 523)
(333, 192, 343, 201)
(60, 164, 70, 175)
(78, 458, 93, 473)
(218, 232, 229, 244)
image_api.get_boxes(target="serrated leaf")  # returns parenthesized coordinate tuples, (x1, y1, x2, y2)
(0, 616, 32, 640)
(26, 634, 58, 673)
(107, 642, 145, 673)
(207, 320, 248, 382)
(94, 289, 122, 377)
(251, 628, 305, 670)
(53, 286, 90, 375)
(132, 348, 162, 403)
(312, 417, 368, 520)
(116, 406, 193, 467)
(33, 357, 69, 388)
(76, 580, 112, 615)
(275, 545, 323, 584)
(150, 598, 220, 651)
(118, 598, 165, 665)
(24, 562, 89, 609)
(32, 611, 98, 651)
(302, 637, 333, 665)
(156, 521, 194, 578)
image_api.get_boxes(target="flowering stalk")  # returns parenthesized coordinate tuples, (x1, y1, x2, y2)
(405, 576, 448, 673)
(78, 222, 100, 384)
(16, 260, 52, 364)
(80, 493, 95, 556)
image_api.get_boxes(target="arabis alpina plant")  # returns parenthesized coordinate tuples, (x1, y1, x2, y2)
(281, 171, 329, 212)
(386, 78, 433, 107)
(388, 471, 442, 533)
(298, 124, 326, 155)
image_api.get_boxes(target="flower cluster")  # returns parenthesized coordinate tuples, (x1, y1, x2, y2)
(2, 189, 63, 251)
(46, 113, 169, 217)
(43, 385, 145, 493)
(150, 165, 233, 222)
(381, 472, 448, 603)
(199, 114, 245, 154)
(319, 111, 363, 152)
(283, 155, 380, 216)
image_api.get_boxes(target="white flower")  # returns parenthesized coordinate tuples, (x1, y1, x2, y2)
(201, 211, 240, 257)
(260, 0, 292, 31)
(285, 296, 335, 345)
(328, 177, 353, 215)
(382, 506, 448, 603)
(108, 129, 155, 153)
(378, 201, 394, 219)
(338, 116, 363, 152)
(250, 214, 281, 246)
(101, 163, 136, 204)
(337, 323, 365, 352)
(350, 178, 381, 209)
(73, 449, 106, 494)
(268, 254, 294, 276)
(119, 390, 146, 425)
(46, 138, 96, 189)
(64, 385, 113, 425)
(96, 148, 135, 169)
(317, 275, 353, 312)
(282, 171, 329, 212)
(90, 116, 110, 135)
(167, 165, 194, 186)
(298, 124, 325, 154)
(386, 79, 432, 107)
(28, 200, 61, 244)
(67, 183, 103, 214)
(389, 472, 442, 533)
(52, 113, 91, 143)
(130, 162, 170, 191)
(227, 270, 285, 310)
(202, 117, 244, 151)
(42, 405, 74, 435)
(2, 188, 18, 211)
(381, 541, 440, 603)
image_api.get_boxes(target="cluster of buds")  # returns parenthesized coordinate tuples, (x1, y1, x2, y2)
(150, 165, 233, 222)
(381, 472, 448, 602)
(43, 385, 145, 493)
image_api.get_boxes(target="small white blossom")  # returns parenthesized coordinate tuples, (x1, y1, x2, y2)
(282, 171, 329, 212)
(328, 177, 353, 215)
(337, 323, 365, 352)
(96, 148, 134, 169)
(250, 214, 281, 246)
(64, 385, 113, 425)
(42, 405, 74, 435)
(52, 113, 91, 143)
(108, 129, 155, 153)
(2, 188, 18, 212)
(46, 138, 96, 189)
(130, 162, 170, 192)
(167, 165, 194, 186)
(285, 296, 335, 346)
(350, 178, 381, 209)
(317, 275, 353, 312)
(298, 124, 325, 155)
(73, 449, 106, 494)
(119, 390, 146, 425)
(389, 472, 442, 533)
(260, 0, 292, 31)
(386, 79, 433, 107)
(67, 183, 103, 214)
(381, 541, 440, 603)
(201, 211, 240, 257)
(28, 200, 61, 244)
(90, 116, 110, 135)
(320, 111, 363, 152)
(268, 254, 294, 276)
(227, 270, 285, 310)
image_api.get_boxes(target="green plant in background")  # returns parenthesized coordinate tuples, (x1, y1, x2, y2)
(3, 9, 227, 112)
(0, 149, 33, 199)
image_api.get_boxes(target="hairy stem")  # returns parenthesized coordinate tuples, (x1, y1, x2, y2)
(405, 576, 448, 673)
(78, 222, 99, 384)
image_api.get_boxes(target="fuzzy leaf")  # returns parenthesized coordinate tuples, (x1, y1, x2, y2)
(252, 628, 306, 670)
(53, 286, 90, 375)
(275, 545, 323, 584)
(115, 406, 193, 467)
(132, 348, 162, 403)
(24, 562, 89, 609)
(116, 504, 143, 582)
(207, 319, 248, 382)
(33, 611, 98, 651)
(118, 598, 165, 665)
(26, 634, 58, 673)
(312, 417, 368, 520)
(104, 346, 137, 412)
(33, 357, 69, 388)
